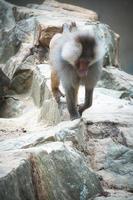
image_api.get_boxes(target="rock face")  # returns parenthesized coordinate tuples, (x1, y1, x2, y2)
(99, 66, 133, 99)
(0, 143, 103, 200)
(82, 89, 133, 192)
(31, 143, 103, 200)
(0, 0, 133, 199)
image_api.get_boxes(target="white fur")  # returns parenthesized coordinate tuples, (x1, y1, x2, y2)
(61, 40, 82, 66)
(49, 33, 62, 49)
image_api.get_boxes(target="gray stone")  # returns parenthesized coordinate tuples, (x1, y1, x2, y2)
(39, 98, 61, 125)
(11, 55, 35, 94)
(30, 142, 103, 200)
(81, 89, 133, 191)
(0, 0, 15, 30)
(0, 28, 21, 63)
(87, 138, 133, 191)
(0, 142, 103, 200)
(0, 119, 82, 151)
(94, 189, 133, 200)
(31, 64, 62, 125)
(0, 0, 31, 63)
(9, 0, 119, 66)
(3, 17, 39, 79)
(0, 153, 36, 200)
(31, 65, 49, 107)
(0, 97, 25, 118)
(0, 68, 10, 97)
(99, 67, 133, 99)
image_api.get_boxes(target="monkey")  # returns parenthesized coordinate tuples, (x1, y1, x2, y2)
(49, 23, 105, 120)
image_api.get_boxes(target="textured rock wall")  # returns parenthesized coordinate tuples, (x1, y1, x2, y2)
(0, 0, 133, 199)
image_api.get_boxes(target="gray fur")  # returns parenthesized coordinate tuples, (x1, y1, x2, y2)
(49, 30, 103, 119)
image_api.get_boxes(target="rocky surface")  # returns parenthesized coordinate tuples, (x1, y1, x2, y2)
(0, 0, 133, 199)
(0, 142, 104, 200)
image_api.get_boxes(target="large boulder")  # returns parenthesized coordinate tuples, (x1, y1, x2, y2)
(0, 0, 15, 30)
(99, 66, 133, 99)
(0, 142, 103, 200)
(0, 0, 19, 63)
(81, 88, 133, 192)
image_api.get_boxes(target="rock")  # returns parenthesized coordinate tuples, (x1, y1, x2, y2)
(86, 138, 133, 191)
(0, 0, 133, 199)
(1, 16, 41, 93)
(99, 67, 133, 99)
(0, 119, 82, 151)
(0, 97, 24, 118)
(94, 189, 133, 200)
(27, 0, 98, 21)
(3, 17, 40, 78)
(81, 89, 133, 191)
(0, 142, 103, 200)
(0, 68, 10, 96)
(82, 87, 133, 125)
(0, 151, 36, 200)
(0, 68, 11, 109)
(30, 142, 103, 200)
(0, 0, 21, 63)
(39, 98, 61, 125)
(0, 26, 21, 63)
(31, 64, 62, 125)
(31, 64, 50, 107)
(0, 0, 15, 30)
(1, 0, 120, 81)
(10, 55, 35, 94)
(10, 0, 119, 67)
(11, 0, 98, 49)
(30, 45, 49, 63)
